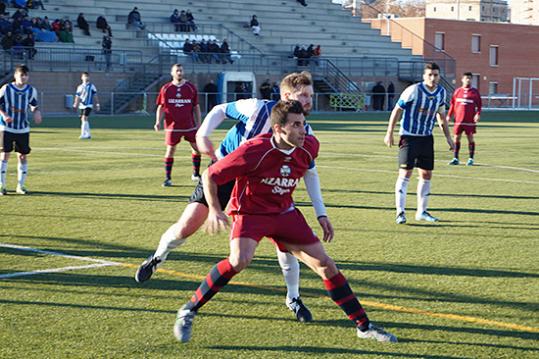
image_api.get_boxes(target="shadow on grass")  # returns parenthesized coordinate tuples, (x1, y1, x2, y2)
(402, 337, 539, 353)
(29, 191, 190, 203)
(208, 344, 469, 358)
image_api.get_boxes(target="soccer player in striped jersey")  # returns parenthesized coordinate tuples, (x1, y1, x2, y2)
(73, 72, 100, 140)
(384, 62, 454, 224)
(446, 72, 482, 166)
(0, 65, 42, 195)
(136, 71, 334, 323)
(173, 100, 396, 343)
(155, 64, 202, 186)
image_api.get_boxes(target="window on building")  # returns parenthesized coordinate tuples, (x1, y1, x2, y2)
(472, 74, 480, 91)
(451, 6, 454, 11)
(489, 45, 499, 66)
(435, 32, 445, 51)
(489, 82, 498, 95)
(472, 34, 481, 53)
(469, 6, 472, 11)
(433, 6, 436, 12)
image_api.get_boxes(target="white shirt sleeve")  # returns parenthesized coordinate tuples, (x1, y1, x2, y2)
(197, 103, 228, 137)
(303, 166, 327, 218)
(397, 85, 416, 109)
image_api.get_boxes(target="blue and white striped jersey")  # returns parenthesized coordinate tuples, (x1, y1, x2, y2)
(75, 82, 98, 109)
(217, 98, 314, 159)
(0, 83, 39, 134)
(397, 82, 446, 136)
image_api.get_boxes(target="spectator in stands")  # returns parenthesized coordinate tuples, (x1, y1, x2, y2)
(186, 10, 196, 32)
(190, 40, 201, 63)
(259, 79, 271, 100)
(40, 16, 51, 31)
(312, 44, 321, 65)
(96, 15, 112, 37)
(77, 13, 90, 36)
(170, 9, 181, 32)
(51, 18, 61, 35)
(1, 31, 14, 52)
(235, 82, 248, 100)
(199, 39, 209, 63)
(0, 2, 7, 15)
(0, 15, 11, 35)
(220, 38, 233, 64)
(208, 39, 220, 64)
(297, 0, 308, 6)
(127, 7, 145, 30)
(102, 34, 112, 71)
(20, 15, 32, 34)
(387, 82, 395, 110)
(371, 81, 386, 111)
(203, 80, 218, 111)
(21, 32, 35, 58)
(271, 81, 280, 100)
(178, 10, 188, 32)
(58, 19, 74, 43)
(27, 0, 46, 10)
(11, 8, 27, 23)
(13, 0, 26, 9)
(250, 15, 260, 36)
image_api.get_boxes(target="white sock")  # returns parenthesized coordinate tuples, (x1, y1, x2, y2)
(417, 179, 431, 214)
(276, 248, 300, 303)
(0, 160, 7, 187)
(395, 176, 410, 214)
(154, 222, 186, 263)
(80, 121, 85, 137)
(85, 121, 91, 137)
(17, 161, 28, 187)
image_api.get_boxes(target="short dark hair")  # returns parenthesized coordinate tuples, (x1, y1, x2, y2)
(424, 62, 440, 72)
(82, 71, 89, 76)
(14, 64, 29, 75)
(463, 72, 473, 77)
(171, 63, 183, 69)
(271, 100, 305, 127)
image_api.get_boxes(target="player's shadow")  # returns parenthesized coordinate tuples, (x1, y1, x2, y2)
(29, 190, 190, 202)
(401, 337, 539, 353)
(208, 344, 470, 358)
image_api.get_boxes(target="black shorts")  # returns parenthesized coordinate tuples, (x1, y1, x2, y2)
(0, 131, 31, 154)
(80, 108, 92, 117)
(398, 135, 434, 170)
(189, 178, 235, 210)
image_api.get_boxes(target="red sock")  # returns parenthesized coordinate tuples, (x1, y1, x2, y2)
(192, 153, 201, 176)
(164, 157, 174, 180)
(324, 272, 370, 329)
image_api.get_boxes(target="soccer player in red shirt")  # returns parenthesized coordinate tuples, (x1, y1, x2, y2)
(447, 72, 482, 166)
(173, 100, 397, 344)
(155, 64, 202, 186)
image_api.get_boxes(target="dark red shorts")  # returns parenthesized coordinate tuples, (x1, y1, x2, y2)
(165, 129, 197, 146)
(230, 208, 319, 252)
(454, 122, 476, 135)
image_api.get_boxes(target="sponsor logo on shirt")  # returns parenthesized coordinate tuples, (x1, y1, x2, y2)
(260, 177, 299, 195)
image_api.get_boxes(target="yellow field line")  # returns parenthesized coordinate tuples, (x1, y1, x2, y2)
(119, 263, 539, 334)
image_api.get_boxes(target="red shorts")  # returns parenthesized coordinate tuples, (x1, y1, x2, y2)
(165, 130, 197, 146)
(230, 208, 319, 252)
(454, 122, 476, 135)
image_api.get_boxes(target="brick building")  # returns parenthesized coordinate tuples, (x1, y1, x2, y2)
(366, 17, 539, 95)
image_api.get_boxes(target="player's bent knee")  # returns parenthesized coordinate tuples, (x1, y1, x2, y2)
(315, 255, 338, 279)
(228, 254, 252, 271)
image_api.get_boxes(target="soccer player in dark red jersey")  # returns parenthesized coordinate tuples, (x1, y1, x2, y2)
(173, 100, 397, 344)
(447, 72, 482, 166)
(155, 64, 202, 186)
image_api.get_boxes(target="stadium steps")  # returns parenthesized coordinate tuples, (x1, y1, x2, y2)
(101, 73, 166, 114)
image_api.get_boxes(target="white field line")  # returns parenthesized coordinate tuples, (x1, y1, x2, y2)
(0, 243, 121, 280)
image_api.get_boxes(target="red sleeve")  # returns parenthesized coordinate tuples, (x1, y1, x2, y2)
(447, 89, 457, 119)
(156, 86, 165, 106)
(475, 90, 482, 114)
(191, 84, 199, 107)
(207, 144, 253, 185)
(303, 135, 320, 161)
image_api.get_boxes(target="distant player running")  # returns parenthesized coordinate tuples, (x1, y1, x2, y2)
(73, 72, 100, 140)
(173, 100, 397, 344)
(135, 71, 334, 323)
(384, 62, 454, 224)
(0, 64, 42, 195)
(155, 63, 202, 186)
(447, 72, 482, 166)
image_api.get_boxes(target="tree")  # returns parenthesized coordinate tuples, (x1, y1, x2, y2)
(360, 0, 426, 18)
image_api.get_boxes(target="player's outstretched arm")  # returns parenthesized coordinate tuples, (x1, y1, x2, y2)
(202, 169, 229, 235)
(304, 166, 334, 242)
(384, 107, 402, 147)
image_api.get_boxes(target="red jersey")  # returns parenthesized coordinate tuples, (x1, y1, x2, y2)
(447, 86, 482, 123)
(156, 81, 199, 131)
(208, 133, 319, 215)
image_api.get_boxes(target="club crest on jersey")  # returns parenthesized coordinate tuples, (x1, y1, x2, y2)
(176, 92, 182, 98)
(280, 165, 291, 177)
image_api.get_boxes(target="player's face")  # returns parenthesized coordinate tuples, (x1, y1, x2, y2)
(171, 65, 183, 82)
(14, 71, 29, 85)
(285, 85, 313, 114)
(276, 112, 307, 148)
(423, 69, 440, 87)
(462, 76, 472, 87)
(81, 74, 89, 83)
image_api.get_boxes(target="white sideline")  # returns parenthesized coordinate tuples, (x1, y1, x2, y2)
(0, 243, 121, 280)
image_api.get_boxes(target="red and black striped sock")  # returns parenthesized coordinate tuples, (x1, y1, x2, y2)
(192, 154, 201, 176)
(454, 141, 461, 159)
(469, 142, 475, 159)
(185, 258, 238, 312)
(164, 157, 174, 180)
(324, 272, 370, 330)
